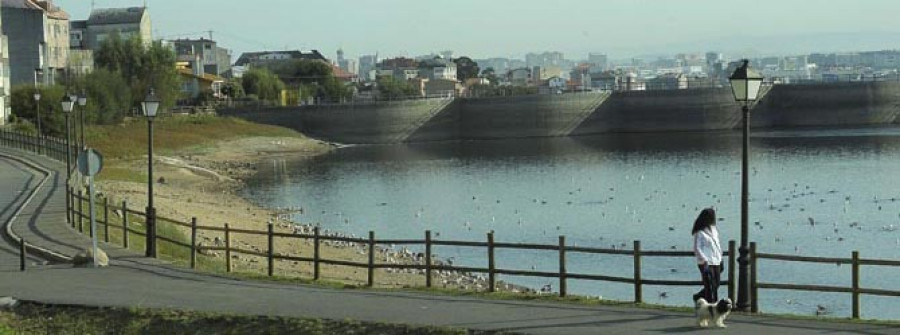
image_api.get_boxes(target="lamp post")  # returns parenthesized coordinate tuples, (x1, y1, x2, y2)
(60, 94, 75, 182)
(33, 92, 41, 154)
(78, 92, 87, 150)
(729, 59, 764, 312)
(142, 89, 161, 258)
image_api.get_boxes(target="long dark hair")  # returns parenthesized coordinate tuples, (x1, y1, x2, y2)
(692, 207, 716, 235)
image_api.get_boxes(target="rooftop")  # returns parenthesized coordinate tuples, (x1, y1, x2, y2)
(88, 7, 147, 25)
(1, 0, 69, 19)
(234, 50, 327, 66)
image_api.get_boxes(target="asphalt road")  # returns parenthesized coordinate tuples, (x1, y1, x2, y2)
(1, 148, 897, 334)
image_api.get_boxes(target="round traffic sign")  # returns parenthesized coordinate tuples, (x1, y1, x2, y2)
(77, 148, 103, 177)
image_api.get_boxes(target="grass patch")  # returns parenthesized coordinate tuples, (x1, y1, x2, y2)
(0, 301, 494, 335)
(85, 115, 305, 161)
(72, 193, 225, 273)
(95, 164, 147, 183)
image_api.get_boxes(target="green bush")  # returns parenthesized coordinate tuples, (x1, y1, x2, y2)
(10, 85, 67, 136)
(241, 68, 284, 102)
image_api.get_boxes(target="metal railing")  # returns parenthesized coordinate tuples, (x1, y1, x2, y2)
(0, 129, 77, 164)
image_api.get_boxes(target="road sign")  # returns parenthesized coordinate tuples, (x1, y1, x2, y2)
(76, 148, 104, 267)
(77, 148, 103, 177)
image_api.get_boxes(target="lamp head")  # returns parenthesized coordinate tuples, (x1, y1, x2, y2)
(142, 89, 161, 118)
(61, 94, 75, 113)
(729, 59, 764, 102)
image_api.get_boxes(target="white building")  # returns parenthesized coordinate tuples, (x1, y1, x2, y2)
(70, 6, 151, 50)
(2, 0, 70, 86)
(418, 57, 457, 81)
(431, 63, 456, 81)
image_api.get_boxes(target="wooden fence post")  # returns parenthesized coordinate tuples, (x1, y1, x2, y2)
(488, 231, 496, 293)
(368, 231, 375, 287)
(633, 240, 642, 303)
(750, 242, 758, 313)
(19, 238, 25, 272)
(190, 217, 197, 269)
(268, 223, 274, 277)
(71, 188, 77, 229)
(103, 197, 110, 243)
(728, 240, 736, 302)
(313, 226, 320, 280)
(852, 250, 860, 319)
(66, 187, 70, 227)
(225, 223, 231, 273)
(425, 230, 432, 288)
(78, 190, 84, 233)
(65, 187, 71, 226)
(559, 235, 567, 297)
(122, 200, 129, 248)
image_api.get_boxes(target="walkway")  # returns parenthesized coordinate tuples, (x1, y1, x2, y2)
(0, 147, 897, 334)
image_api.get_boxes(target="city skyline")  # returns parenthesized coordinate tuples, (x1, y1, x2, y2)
(52, 0, 900, 61)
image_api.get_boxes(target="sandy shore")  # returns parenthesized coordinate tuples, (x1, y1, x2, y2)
(96, 135, 525, 292)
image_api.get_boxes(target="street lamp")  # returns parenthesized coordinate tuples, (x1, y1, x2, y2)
(60, 94, 75, 183)
(78, 92, 87, 150)
(729, 59, 763, 312)
(142, 89, 161, 258)
(33, 92, 41, 154)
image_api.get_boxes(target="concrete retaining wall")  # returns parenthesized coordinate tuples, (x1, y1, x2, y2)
(457, 93, 608, 139)
(574, 87, 740, 134)
(220, 81, 900, 144)
(752, 82, 900, 128)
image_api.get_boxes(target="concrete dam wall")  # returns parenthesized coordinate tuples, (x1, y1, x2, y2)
(752, 82, 900, 128)
(219, 81, 900, 144)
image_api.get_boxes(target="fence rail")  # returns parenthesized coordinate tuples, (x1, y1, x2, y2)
(5, 129, 900, 319)
(65, 183, 900, 319)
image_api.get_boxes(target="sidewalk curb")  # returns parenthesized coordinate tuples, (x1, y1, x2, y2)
(0, 151, 74, 263)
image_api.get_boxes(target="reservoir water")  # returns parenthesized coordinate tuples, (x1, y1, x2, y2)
(243, 126, 900, 320)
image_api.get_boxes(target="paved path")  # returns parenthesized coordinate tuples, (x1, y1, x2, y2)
(1, 147, 898, 334)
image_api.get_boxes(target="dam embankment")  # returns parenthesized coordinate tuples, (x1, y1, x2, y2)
(219, 81, 900, 144)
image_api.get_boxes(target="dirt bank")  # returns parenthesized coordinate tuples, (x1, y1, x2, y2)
(95, 135, 524, 292)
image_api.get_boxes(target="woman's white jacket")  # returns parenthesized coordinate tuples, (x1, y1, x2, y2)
(693, 226, 722, 266)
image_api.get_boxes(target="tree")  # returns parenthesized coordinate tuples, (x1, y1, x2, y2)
(220, 79, 245, 99)
(10, 85, 66, 136)
(481, 67, 499, 85)
(78, 69, 133, 124)
(94, 33, 180, 110)
(267, 59, 333, 83)
(375, 76, 417, 100)
(264, 59, 352, 102)
(242, 68, 285, 102)
(454, 57, 480, 82)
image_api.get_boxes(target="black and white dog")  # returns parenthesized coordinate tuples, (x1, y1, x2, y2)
(694, 298, 733, 328)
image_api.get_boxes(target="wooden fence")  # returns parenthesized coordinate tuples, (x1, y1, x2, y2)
(67, 189, 738, 302)
(68, 189, 900, 319)
(5, 129, 900, 319)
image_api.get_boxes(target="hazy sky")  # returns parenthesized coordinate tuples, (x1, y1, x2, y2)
(54, 0, 900, 61)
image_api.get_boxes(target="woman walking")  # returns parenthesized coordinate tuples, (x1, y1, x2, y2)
(692, 207, 723, 302)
